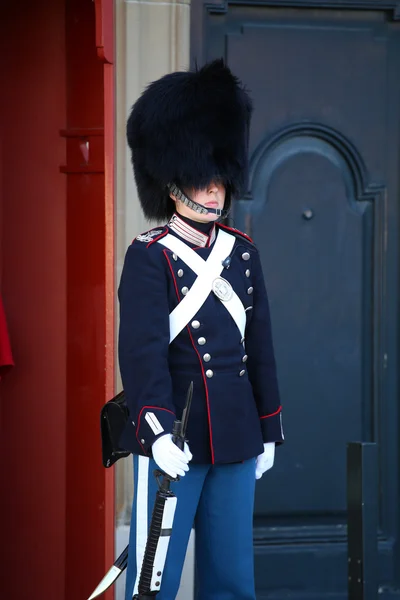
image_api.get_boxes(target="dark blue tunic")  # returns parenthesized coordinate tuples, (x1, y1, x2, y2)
(118, 215, 283, 464)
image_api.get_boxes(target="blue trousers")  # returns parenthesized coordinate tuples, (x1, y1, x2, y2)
(125, 456, 257, 600)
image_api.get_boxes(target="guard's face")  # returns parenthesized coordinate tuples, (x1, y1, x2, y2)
(174, 181, 226, 223)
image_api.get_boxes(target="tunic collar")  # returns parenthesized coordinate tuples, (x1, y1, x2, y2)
(167, 213, 217, 248)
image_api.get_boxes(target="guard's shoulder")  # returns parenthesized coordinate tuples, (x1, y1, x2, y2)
(217, 223, 256, 247)
(131, 225, 168, 249)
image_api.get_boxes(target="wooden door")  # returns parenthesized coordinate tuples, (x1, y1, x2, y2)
(192, 2, 400, 598)
(63, 0, 115, 598)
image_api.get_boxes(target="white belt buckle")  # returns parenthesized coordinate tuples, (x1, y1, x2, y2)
(212, 277, 233, 302)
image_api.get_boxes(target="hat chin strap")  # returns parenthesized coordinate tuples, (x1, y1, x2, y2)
(168, 183, 230, 219)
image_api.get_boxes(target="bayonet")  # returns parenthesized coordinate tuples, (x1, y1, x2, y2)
(87, 382, 194, 600)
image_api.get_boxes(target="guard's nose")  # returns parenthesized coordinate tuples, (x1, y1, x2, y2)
(208, 182, 219, 194)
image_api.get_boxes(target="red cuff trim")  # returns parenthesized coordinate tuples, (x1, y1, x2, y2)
(136, 405, 176, 451)
(260, 406, 282, 419)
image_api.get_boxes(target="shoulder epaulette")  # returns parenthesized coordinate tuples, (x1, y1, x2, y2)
(132, 226, 168, 248)
(217, 223, 255, 246)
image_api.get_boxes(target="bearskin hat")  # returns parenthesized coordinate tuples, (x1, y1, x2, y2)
(126, 59, 253, 221)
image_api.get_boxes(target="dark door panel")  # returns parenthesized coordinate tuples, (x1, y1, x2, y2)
(248, 136, 372, 519)
(192, 2, 400, 597)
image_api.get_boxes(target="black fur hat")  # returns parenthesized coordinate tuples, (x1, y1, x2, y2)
(126, 59, 253, 221)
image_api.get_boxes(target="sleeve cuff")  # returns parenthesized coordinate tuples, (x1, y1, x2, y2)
(136, 406, 176, 453)
(260, 407, 284, 444)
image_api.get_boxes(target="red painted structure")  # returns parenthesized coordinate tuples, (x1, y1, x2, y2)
(0, 1, 115, 598)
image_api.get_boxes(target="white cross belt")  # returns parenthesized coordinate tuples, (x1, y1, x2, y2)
(158, 230, 246, 343)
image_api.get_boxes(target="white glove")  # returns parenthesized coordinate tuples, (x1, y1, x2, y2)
(255, 442, 275, 480)
(152, 433, 193, 478)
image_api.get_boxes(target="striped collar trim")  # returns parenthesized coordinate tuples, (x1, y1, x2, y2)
(168, 214, 216, 248)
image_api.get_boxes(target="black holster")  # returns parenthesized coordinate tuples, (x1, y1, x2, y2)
(100, 391, 130, 467)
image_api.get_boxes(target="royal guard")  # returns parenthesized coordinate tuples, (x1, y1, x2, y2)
(118, 59, 284, 600)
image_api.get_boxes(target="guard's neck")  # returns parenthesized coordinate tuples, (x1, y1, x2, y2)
(177, 213, 215, 234)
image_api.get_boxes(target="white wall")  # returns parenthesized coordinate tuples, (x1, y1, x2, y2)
(114, 1, 193, 598)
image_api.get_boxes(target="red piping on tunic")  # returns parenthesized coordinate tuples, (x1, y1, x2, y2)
(130, 228, 168, 248)
(163, 249, 181, 298)
(260, 406, 282, 419)
(218, 223, 253, 243)
(185, 325, 215, 464)
(147, 229, 168, 248)
(163, 249, 215, 464)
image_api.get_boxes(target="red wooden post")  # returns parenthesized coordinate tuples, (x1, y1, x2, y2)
(95, 1, 116, 598)
(62, 1, 115, 598)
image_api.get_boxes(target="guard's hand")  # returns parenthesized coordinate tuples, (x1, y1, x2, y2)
(152, 433, 193, 478)
(255, 442, 275, 480)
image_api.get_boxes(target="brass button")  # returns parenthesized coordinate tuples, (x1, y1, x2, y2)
(177, 269, 184, 277)
(203, 353, 211, 362)
(198, 337, 206, 346)
(172, 254, 178, 261)
(245, 269, 250, 277)
(239, 370, 246, 377)
(141, 438, 145, 443)
(242, 252, 250, 261)
(247, 287, 254, 295)
(242, 355, 248, 363)
(182, 287, 189, 296)
(206, 370, 214, 378)
(191, 320, 200, 329)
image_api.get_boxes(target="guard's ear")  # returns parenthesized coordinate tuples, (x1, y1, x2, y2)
(169, 193, 178, 203)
